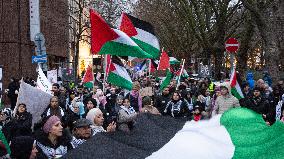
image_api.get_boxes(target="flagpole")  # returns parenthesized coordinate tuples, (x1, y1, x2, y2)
(103, 54, 106, 93)
(176, 59, 185, 90)
(148, 59, 151, 78)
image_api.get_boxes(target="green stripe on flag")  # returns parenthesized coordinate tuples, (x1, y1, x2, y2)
(107, 72, 133, 90)
(221, 108, 284, 159)
(231, 87, 243, 100)
(83, 82, 93, 89)
(132, 38, 160, 59)
(160, 69, 173, 90)
(99, 41, 153, 59)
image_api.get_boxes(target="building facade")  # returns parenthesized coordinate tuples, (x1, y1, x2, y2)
(0, 0, 69, 103)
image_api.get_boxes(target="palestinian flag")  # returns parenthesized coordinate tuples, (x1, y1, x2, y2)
(169, 57, 180, 65)
(81, 65, 94, 88)
(90, 9, 152, 59)
(107, 56, 133, 90)
(157, 51, 170, 71)
(104, 54, 111, 79)
(119, 13, 160, 59)
(160, 69, 173, 91)
(230, 68, 244, 100)
(64, 108, 284, 159)
(149, 59, 158, 73)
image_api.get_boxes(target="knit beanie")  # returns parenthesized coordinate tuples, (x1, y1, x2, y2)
(10, 136, 34, 159)
(43, 115, 60, 133)
(86, 108, 101, 125)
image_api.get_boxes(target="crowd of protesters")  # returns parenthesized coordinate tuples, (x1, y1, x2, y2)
(0, 73, 283, 158)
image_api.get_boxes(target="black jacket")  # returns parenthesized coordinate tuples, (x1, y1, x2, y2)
(3, 111, 32, 142)
(163, 100, 190, 118)
(35, 129, 72, 159)
(241, 96, 275, 123)
(154, 94, 171, 113)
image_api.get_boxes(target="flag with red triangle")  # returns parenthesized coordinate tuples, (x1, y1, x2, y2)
(81, 65, 94, 88)
(119, 13, 160, 59)
(107, 56, 133, 90)
(157, 51, 170, 70)
(90, 9, 152, 59)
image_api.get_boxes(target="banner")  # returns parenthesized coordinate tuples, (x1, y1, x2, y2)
(37, 66, 52, 95)
(47, 69, 57, 84)
(16, 81, 52, 125)
(29, 0, 40, 41)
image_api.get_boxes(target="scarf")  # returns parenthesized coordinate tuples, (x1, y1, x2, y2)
(46, 107, 64, 118)
(169, 100, 183, 117)
(37, 142, 67, 158)
(193, 114, 202, 121)
(91, 125, 106, 135)
(70, 136, 86, 149)
(276, 101, 283, 120)
(130, 91, 142, 111)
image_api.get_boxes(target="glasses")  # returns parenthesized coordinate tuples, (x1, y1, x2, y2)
(51, 101, 58, 103)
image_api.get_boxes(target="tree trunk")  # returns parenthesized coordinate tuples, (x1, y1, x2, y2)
(242, 0, 281, 81)
(237, 17, 254, 79)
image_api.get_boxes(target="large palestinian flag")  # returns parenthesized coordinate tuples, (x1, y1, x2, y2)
(107, 56, 133, 90)
(90, 9, 152, 59)
(119, 13, 160, 59)
(64, 107, 284, 159)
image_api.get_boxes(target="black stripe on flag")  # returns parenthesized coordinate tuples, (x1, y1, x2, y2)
(151, 59, 158, 69)
(125, 13, 156, 35)
(63, 114, 188, 159)
(111, 56, 124, 67)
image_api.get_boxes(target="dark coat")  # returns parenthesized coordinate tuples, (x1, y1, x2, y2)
(105, 93, 118, 114)
(125, 93, 140, 112)
(154, 94, 171, 113)
(35, 129, 72, 159)
(163, 100, 190, 118)
(3, 111, 32, 142)
(241, 96, 275, 123)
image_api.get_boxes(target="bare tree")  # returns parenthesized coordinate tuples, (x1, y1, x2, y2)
(241, 0, 281, 81)
(68, 0, 135, 84)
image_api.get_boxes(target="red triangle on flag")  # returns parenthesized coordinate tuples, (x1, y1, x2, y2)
(90, 9, 119, 54)
(82, 65, 94, 83)
(120, 13, 138, 37)
(158, 51, 170, 70)
(109, 62, 116, 72)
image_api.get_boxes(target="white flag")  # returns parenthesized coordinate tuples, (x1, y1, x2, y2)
(47, 69, 57, 84)
(37, 66, 52, 95)
(16, 81, 52, 126)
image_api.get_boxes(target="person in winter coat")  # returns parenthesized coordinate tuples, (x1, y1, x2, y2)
(154, 87, 171, 114)
(51, 83, 67, 111)
(84, 98, 97, 116)
(86, 108, 116, 135)
(125, 82, 142, 112)
(141, 96, 161, 115)
(192, 104, 207, 122)
(117, 98, 139, 133)
(70, 118, 93, 149)
(7, 78, 19, 110)
(241, 87, 275, 125)
(65, 90, 76, 112)
(212, 83, 240, 115)
(10, 136, 38, 159)
(66, 102, 85, 130)
(41, 96, 65, 120)
(163, 91, 191, 118)
(105, 87, 118, 115)
(3, 103, 32, 142)
(0, 108, 12, 131)
(35, 115, 71, 159)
